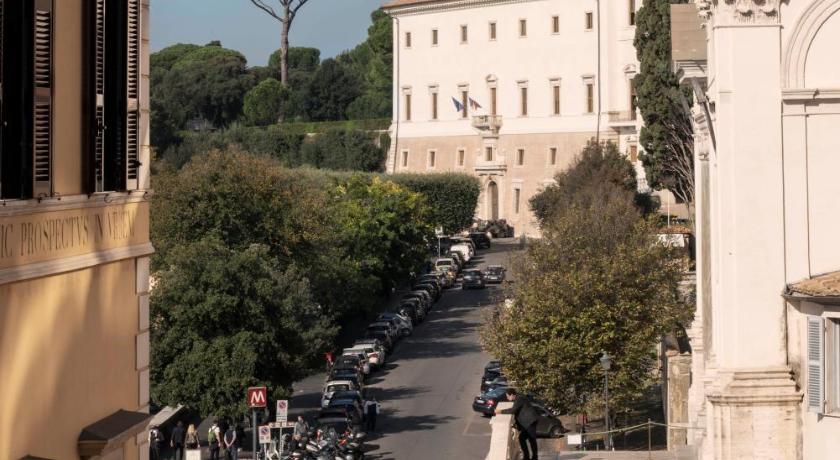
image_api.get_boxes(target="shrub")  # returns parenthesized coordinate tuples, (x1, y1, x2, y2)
(388, 173, 481, 234)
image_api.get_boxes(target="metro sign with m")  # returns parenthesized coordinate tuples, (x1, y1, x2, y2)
(247, 386, 267, 408)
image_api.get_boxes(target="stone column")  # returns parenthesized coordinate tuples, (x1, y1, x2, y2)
(697, 1, 803, 458)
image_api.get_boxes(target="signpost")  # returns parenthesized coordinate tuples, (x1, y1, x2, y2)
(276, 399, 288, 424)
(435, 226, 444, 257)
(248, 387, 267, 459)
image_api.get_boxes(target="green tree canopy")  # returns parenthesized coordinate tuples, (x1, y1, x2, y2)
(306, 59, 362, 121)
(389, 173, 481, 234)
(243, 78, 289, 126)
(339, 10, 392, 119)
(634, 0, 695, 209)
(150, 238, 337, 419)
(298, 128, 386, 172)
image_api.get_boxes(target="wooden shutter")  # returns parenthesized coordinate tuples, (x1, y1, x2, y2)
(124, 0, 140, 190)
(32, 0, 53, 197)
(91, 0, 106, 191)
(0, 0, 4, 196)
(807, 316, 825, 413)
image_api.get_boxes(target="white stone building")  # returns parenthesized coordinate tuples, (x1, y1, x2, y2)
(382, 0, 645, 236)
(672, 1, 840, 458)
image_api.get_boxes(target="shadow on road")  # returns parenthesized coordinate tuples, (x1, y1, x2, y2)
(377, 410, 457, 435)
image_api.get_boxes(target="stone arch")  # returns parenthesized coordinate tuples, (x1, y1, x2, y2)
(783, 0, 840, 89)
(487, 180, 499, 221)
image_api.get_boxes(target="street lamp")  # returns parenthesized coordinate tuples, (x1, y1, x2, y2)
(600, 351, 613, 450)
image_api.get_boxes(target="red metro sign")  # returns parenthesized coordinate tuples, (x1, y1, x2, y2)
(247, 386, 267, 408)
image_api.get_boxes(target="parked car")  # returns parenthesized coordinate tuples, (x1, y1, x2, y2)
(403, 291, 432, 311)
(484, 265, 506, 283)
(365, 330, 394, 351)
(329, 368, 365, 389)
(435, 258, 459, 277)
(413, 282, 441, 301)
(338, 352, 370, 375)
(323, 397, 364, 423)
(368, 322, 399, 342)
(470, 232, 492, 249)
(472, 386, 509, 416)
(378, 313, 413, 335)
(532, 405, 566, 438)
(462, 269, 486, 289)
(481, 375, 509, 393)
(345, 345, 384, 369)
(422, 271, 451, 289)
(354, 338, 387, 358)
(417, 275, 444, 294)
(375, 316, 410, 337)
(322, 380, 359, 408)
(397, 301, 421, 324)
(448, 249, 468, 266)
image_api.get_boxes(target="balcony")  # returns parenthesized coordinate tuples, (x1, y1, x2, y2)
(607, 110, 638, 126)
(472, 115, 503, 135)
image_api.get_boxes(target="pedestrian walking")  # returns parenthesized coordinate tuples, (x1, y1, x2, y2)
(364, 396, 380, 432)
(148, 425, 164, 460)
(185, 423, 201, 450)
(501, 389, 539, 460)
(170, 420, 186, 460)
(208, 419, 222, 460)
(223, 423, 238, 460)
(325, 350, 335, 371)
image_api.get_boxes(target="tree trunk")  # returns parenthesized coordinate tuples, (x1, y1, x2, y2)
(280, 7, 290, 86)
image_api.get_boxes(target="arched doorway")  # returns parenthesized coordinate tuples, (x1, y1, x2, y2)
(487, 181, 499, 220)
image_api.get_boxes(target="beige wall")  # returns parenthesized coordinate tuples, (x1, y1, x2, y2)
(53, 0, 85, 196)
(0, 259, 142, 460)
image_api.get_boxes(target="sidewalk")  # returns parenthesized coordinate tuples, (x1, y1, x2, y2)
(540, 451, 692, 460)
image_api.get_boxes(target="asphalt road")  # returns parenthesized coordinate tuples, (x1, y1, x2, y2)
(289, 239, 521, 460)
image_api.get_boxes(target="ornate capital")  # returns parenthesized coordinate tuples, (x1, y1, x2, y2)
(698, 0, 781, 26)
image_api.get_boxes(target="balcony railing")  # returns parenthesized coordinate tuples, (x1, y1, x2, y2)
(472, 115, 503, 134)
(607, 110, 637, 124)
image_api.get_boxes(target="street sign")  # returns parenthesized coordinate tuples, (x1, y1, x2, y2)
(247, 386, 267, 408)
(435, 226, 444, 237)
(276, 399, 289, 423)
(567, 433, 582, 445)
(258, 425, 271, 444)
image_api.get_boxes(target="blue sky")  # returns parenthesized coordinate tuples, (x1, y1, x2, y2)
(152, 0, 385, 67)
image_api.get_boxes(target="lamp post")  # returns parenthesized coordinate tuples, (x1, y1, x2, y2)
(600, 351, 613, 450)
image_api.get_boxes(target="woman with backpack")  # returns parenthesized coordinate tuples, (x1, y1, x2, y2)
(148, 425, 164, 460)
(185, 423, 200, 450)
(208, 419, 222, 460)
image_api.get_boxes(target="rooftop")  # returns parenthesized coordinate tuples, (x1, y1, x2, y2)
(382, 0, 438, 8)
(788, 271, 840, 297)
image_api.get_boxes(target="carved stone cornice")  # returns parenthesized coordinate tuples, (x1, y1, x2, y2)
(697, 0, 781, 26)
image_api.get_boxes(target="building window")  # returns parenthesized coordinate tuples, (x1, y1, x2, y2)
(830, 319, 840, 413)
(552, 15, 560, 34)
(490, 87, 498, 116)
(431, 91, 438, 120)
(553, 83, 561, 115)
(461, 90, 469, 118)
(514, 188, 521, 214)
(432, 28, 438, 45)
(406, 32, 412, 48)
(489, 22, 497, 40)
(586, 83, 594, 113)
(517, 149, 525, 166)
(405, 93, 412, 121)
(520, 86, 528, 116)
(629, 145, 638, 162)
(458, 149, 465, 166)
(461, 24, 468, 43)
(630, 78, 638, 119)
(549, 147, 557, 165)
(428, 150, 436, 168)
(629, 0, 636, 26)
(402, 150, 409, 167)
(485, 146, 493, 162)
(585, 12, 594, 30)
(519, 19, 527, 37)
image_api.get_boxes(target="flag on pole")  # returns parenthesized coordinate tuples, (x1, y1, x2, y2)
(452, 97, 464, 112)
(469, 97, 482, 110)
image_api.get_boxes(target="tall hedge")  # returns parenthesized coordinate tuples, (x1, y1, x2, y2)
(388, 173, 481, 234)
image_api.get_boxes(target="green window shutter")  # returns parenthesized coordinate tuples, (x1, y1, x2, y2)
(124, 0, 140, 190)
(92, 0, 106, 192)
(807, 315, 825, 413)
(32, 0, 53, 198)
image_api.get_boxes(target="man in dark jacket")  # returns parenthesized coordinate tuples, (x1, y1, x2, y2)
(501, 388, 538, 460)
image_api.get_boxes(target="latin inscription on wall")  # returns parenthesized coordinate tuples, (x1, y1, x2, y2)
(0, 202, 149, 270)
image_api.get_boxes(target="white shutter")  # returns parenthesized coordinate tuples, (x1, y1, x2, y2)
(124, 0, 139, 190)
(93, 0, 106, 192)
(32, 0, 53, 197)
(807, 315, 825, 413)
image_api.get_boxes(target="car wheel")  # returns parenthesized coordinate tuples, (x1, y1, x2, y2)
(549, 425, 564, 438)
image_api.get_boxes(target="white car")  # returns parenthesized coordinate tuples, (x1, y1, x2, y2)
(345, 345, 383, 369)
(321, 380, 358, 408)
(340, 350, 371, 375)
(435, 257, 458, 276)
(450, 243, 472, 263)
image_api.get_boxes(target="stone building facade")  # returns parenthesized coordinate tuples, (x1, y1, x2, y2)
(673, 1, 840, 458)
(0, 1, 154, 459)
(382, 0, 645, 236)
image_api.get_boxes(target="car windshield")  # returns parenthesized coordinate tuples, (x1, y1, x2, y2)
(464, 271, 481, 277)
(486, 267, 503, 274)
(436, 260, 452, 266)
(329, 400, 356, 407)
(327, 384, 350, 392)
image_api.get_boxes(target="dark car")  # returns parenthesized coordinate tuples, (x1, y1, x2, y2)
(366, 330, 394, 351)
(334, 355, 363, 373)
(330, 390, 364, 408)
(532, 404, 566, 438)
(420, 272, 450, 290)
(414, 282, 441, 301)
(448, 251, 465, 269)
(481, 375, 508, 392)
(484, 265, 506, 283)
(462, 269, 486, 289)
(324, 398, 364, 422)
(397, 302, 420, 324)
(470, 232, 492, 249)
(328, 370, 364, 389)
(472, 387, 509, 416)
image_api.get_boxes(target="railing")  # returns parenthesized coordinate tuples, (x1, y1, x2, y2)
(472, 115, 503, 134)
(607, 110, 637, 123)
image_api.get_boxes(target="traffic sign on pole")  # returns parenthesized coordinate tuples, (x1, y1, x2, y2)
(276, 399, 289, 424)
(258, 425, 271, 444)
(247, 387, 267, 408)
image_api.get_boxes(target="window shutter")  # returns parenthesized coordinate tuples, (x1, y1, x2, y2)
(92, 0, 106, 192)
(32, 0, 53, 197)
(124, 0, 140, 190)
(807, 316, 825, 413)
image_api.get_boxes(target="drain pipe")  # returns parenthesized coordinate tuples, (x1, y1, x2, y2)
(595, 0, 602, 144)
(391, 14, 401, 173)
